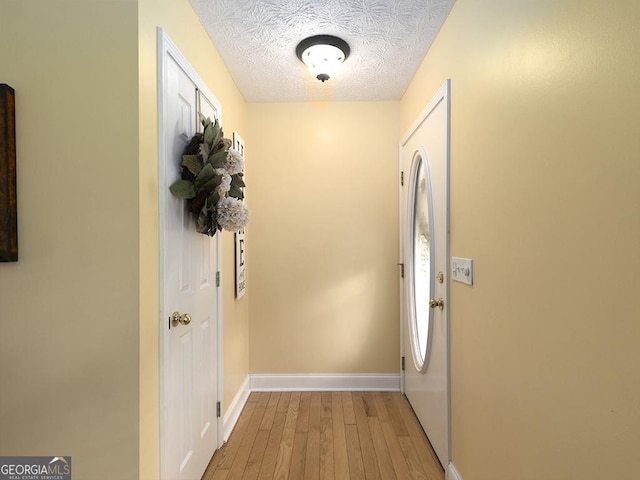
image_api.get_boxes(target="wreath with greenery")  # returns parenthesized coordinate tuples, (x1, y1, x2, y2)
(169, 116, 249, 236)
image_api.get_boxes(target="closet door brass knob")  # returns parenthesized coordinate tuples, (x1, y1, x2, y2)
(429, 298, 444, 310)
(171, 312, 192, 327)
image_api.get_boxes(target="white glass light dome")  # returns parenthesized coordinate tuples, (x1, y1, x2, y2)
(296, 35, 350, 82)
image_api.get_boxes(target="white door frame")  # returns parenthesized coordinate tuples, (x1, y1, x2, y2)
(399, 79, 451, 463)
(157, 28, 224, 479)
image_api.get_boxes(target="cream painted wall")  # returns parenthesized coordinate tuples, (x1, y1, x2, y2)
(138, 0, 249, 478)
(402, 1, 640, 478)
(247, 102, 400, 375)
(0, 1, 139, 479)
(0, 1, 251, 479)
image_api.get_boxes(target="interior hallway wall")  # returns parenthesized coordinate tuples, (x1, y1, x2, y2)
(0, 1, 140, 478)
(401, 1, 640, 478)
(247, 102, 400, 375)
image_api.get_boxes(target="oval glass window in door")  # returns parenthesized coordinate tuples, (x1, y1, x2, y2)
(406, 149, 435, 371)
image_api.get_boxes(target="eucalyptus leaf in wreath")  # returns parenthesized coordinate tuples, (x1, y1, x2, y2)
(196, 207, 210, 233)
(207, 191, 220, 208)
(211, 124, 223, 149)
(203, 122, 215, 146)
(200, 175, 222, 193)
(229, 185, 244, 200)
(231, 173, 246, 188)
(169, 179, 196, 199)
(169, 116, 249, 237)
(194, 163, 215, 188)
(208, 149, 227, 169)
(181, 154, 202, 176)
(204, 119, 222, 149)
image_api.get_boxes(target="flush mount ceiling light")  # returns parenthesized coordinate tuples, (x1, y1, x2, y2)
(296, 35, 350, 83)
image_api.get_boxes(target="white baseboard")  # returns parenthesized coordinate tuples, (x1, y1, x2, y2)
(222, 375, 250, 442)
(447, 462, 463, 480)
(249, 373, 401, 392)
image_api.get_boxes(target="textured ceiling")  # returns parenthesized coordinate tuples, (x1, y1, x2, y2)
(190, 0, 455, 102)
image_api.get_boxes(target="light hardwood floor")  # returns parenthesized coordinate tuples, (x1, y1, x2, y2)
(202, 391, 444, 480)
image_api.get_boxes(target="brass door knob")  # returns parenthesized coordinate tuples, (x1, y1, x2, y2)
(429, 298, 444, 310)
(171, 311, 192, 327)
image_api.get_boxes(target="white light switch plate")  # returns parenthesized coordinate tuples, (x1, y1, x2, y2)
(452, 257, 473, 285)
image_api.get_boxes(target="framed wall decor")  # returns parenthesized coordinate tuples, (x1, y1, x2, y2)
(235, 228, 246, 299)
(0, 84, 17, 262)
(233, 131, 246, 299)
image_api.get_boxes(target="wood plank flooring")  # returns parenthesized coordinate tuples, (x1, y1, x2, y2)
(202, 391, 444, 480)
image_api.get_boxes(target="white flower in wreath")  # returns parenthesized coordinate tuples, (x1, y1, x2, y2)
(216, 169, 232, 196)
(225, 148, 244, 175)
(217, 196, 249, 232)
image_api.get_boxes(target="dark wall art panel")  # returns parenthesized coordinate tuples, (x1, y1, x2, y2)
(0, 84, 17, 262)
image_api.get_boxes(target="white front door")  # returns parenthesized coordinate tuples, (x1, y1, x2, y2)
(160, 31, 222, 480)
(400, 80, 450, 468)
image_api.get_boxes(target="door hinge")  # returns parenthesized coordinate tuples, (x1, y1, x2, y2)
(216, 401, 221, 418)
(399, 263, 405, 278)
(401, 356, 405, 371)
(400, 171, 404, 186)
(216, 271, 220, 287)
